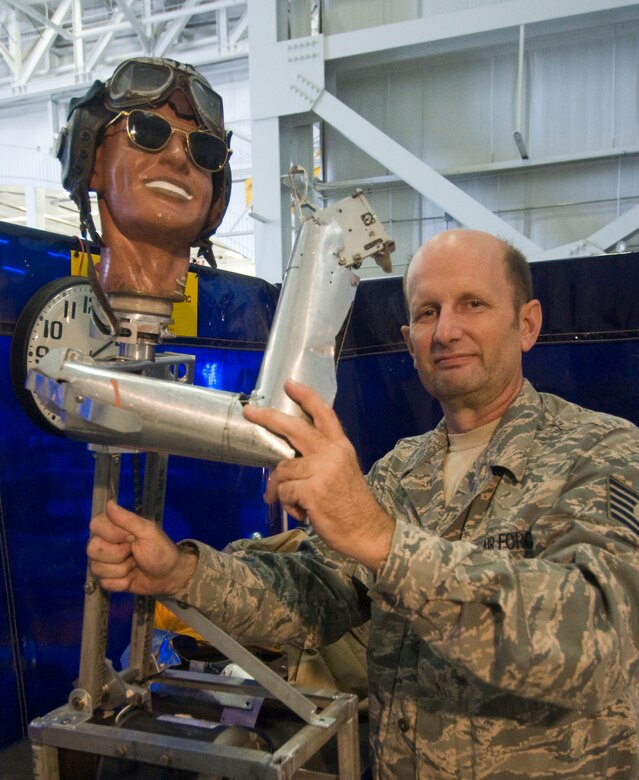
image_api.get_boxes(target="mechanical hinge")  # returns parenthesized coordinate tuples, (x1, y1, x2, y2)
(287, 164, 395, 272)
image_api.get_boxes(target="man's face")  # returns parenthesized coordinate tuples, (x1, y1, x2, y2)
(401, 230, 540, 426)
(91, 101, 213, 249)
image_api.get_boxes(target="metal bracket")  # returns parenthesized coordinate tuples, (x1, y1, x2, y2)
(321, 188, 395, 271)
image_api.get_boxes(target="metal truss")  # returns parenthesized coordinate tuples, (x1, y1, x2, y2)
(0, 0, 249, 106)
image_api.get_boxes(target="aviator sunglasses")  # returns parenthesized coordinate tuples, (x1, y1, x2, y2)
(105, 109, 231, 173)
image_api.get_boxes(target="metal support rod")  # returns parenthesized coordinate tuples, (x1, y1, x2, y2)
(127, 452, 169, 683)
(77, 450, 121, 707)
(337, 705, 361, 780)
(514, 24, 529, 160)
(31, 743, 61, 780)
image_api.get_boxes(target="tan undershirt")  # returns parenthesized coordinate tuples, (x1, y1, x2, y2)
(443, 419, 500, 505)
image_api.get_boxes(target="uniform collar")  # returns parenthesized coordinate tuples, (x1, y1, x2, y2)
(485, 379, 543, 483)
(400, 379, 543, 484)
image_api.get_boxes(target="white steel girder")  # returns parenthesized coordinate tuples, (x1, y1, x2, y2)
(533, 205, 639, 262)
(313, 91, 542, 258)
(249, 0, 639, 280)
(19, 0, 74, 85)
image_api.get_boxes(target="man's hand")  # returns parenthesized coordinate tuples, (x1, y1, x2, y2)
(243, 379, 395, 573)
(87, 500, 197, 595)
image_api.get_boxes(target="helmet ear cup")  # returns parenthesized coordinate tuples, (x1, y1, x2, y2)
(204, 163, 232, 238)
(58, 101, 113, 209)
(199, 129, 232, 244)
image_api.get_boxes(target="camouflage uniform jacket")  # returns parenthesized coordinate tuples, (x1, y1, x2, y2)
(178, 380, 639, 779)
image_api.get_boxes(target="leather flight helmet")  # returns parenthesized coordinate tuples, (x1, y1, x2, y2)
(56, 56, 232, 265)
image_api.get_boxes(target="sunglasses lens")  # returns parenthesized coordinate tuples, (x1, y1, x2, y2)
(189, 132, 228, 172)
(128, 110, 172, 151)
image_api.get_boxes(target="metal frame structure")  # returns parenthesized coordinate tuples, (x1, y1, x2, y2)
(31, 678, 360, 779)
(29, 434, 360, 779)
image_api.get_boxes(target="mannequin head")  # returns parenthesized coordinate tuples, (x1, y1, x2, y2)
(57, 57, 232, 302)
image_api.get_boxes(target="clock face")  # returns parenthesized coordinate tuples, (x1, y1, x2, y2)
(10, 276, 119, 434)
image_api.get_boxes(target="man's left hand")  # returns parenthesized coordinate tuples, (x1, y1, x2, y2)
(243, 379, 394, 573)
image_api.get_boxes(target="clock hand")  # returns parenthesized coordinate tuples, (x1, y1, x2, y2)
(91, 339, 117, 359)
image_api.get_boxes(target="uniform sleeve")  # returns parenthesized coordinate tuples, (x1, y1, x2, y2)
(174, 535, 371, 649)
(369, 426, 639, 714)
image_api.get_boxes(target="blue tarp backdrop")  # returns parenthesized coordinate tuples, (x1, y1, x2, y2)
(1, 221, 638, 750)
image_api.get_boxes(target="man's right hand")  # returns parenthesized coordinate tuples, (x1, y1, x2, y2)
(87, 500, 198, 596)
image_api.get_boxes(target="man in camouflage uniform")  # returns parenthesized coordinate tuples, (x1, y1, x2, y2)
(89, 229, 639, 778)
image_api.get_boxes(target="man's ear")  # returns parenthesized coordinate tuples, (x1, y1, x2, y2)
(89, 143, 104, 193)
(519, 298, 542, 353)
(401, 324, 416, 363)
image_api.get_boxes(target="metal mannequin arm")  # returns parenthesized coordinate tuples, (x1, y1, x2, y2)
(28, 186, 394, 467)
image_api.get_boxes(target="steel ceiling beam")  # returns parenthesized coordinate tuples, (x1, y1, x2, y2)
(0, 1, 249, 106)
(85, 10, 125, 73)
(531, 205, 639, 261)
(154, 0, 204, 57)
(229, 10, 248, 46)
(114, 0, 152, 54)
(0, 0, 72, 42)
(587, 204, 639, 250)
(19, 0, 74, 84)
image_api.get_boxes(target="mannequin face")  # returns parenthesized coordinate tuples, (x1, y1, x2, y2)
(91, 100, 213, 250)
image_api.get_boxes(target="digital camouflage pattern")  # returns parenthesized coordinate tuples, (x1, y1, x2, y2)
(177, 380, 639, 778)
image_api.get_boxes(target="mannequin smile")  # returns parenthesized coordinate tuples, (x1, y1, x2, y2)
(145, 179, 193, 201)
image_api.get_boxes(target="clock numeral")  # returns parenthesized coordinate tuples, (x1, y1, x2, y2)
(63, 295, 92, 318)
(43, 319, 63, 340)
(35, 345, 49, 358)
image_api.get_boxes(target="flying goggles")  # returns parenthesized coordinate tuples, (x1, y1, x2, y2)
(105, 57, 227, 143)
(106, 109, 231, 172)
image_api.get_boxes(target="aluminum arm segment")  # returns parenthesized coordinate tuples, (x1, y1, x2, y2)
(253, 218, 354, 418)
(30, 349, 294, 467)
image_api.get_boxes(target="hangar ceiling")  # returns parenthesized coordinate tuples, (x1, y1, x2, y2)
(0, 0, 251, 268)
(0, 0, 249, 101)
